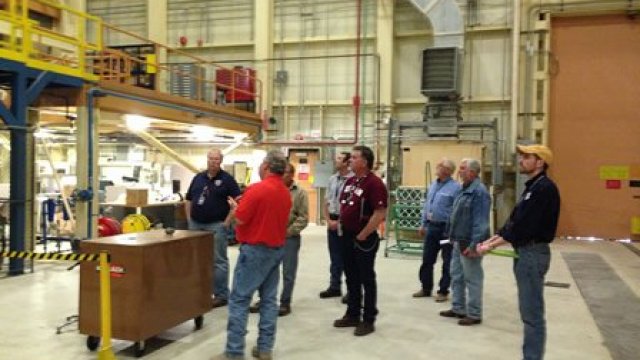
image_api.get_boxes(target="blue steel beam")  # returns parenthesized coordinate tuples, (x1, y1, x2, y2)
(26, 72, 55, 105)
(8, 72, 27, 275)
(0, 59, 85, 275)
(0, 101, 16, 126)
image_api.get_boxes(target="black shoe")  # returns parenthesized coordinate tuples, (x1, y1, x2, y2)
(319, 288, 342, 298)
(439, 309, 465, 318)
(458, 317, 482, 326)
(354, 322, 375, 336)
(249, 301, 260, 313)
(278, 305, 291, 317)
(211, 297, 228, 309)
(333, 316, 361, 328)
(341, 293, 349, 304)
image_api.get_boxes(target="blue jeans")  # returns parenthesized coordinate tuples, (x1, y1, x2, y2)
(450, 241, 483, 319)
(189, 219, 229, 300)
(419, 222, 452, 295)
(280, 235, 301, 306)
(514, 243, 551, 360)
(226, 244, 285, 357)
(327, 228, 345, 291)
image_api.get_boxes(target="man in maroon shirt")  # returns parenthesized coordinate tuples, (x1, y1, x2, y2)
(332, 145, 388, 337)
(220, 150, 291, 360)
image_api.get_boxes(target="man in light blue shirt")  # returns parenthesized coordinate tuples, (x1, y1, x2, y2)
(413, 158, 461, 302)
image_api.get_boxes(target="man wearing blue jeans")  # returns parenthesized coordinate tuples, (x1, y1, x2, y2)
(440, 158, 490, 326)
(218, 150, 291, 360)
(480, 145, 560, 360)
(414, 158, 460, 302)
(320, 152, 353, 300)
(185, 149, 241, 309)
(249, 163, 309, 316)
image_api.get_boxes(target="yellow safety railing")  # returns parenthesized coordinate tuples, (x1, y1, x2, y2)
(0, 0, 103, 81)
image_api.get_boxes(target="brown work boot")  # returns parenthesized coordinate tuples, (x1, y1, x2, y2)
(412, 289, 431, 298)
(319, 288, 342, 298)
(251, 346, 272, 360)
(249, 301, 260, 313)
(211, 297, 228, 309)
(434, 293, 449, 302)
(439, 309, 465, 318)
(333, 316, 361, 328)
(278, 305, 291, 317)
(354, 322, 375, 336)
(458, 317, 482, 326)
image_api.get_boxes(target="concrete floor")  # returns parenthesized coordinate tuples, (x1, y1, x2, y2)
(1, 225, 638, 360)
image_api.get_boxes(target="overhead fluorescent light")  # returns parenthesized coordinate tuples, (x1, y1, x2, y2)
(125, 114, 151, 131)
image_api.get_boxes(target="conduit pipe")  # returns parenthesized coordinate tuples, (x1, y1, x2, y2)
(85, 87, 262, 236)
(262, 0, 363, 146)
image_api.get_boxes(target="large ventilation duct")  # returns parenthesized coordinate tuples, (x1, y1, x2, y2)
(407, 0, 464, 48)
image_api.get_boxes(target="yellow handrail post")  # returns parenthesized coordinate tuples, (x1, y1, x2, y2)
(9, 0, 17, 51)
(97, 251, 117, 360)
(77, 14, 86, 76)
(20, 0, 30, 58)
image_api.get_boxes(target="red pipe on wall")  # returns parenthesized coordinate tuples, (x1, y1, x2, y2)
(261, 0, 361, 146)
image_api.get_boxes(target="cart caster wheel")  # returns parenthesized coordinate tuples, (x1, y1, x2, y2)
(134, 341, 145, 357)
(194, 315, 204, 330)
(86, 336, 100, 351)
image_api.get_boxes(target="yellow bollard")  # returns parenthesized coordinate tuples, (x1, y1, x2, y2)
(98, 251, 117, 360)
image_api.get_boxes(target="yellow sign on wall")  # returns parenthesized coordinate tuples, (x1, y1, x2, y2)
(599, 166, 629, 180)
(632, 216, 640, 235)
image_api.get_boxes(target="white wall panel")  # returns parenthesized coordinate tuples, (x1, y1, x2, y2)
(88, 0, 148, 45)
(462, 34, 511, 100)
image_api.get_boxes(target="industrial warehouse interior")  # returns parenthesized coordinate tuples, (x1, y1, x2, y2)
(0, 1, 638, 360)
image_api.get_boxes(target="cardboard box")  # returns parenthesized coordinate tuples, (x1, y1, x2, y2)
(126, 188, 148, 207)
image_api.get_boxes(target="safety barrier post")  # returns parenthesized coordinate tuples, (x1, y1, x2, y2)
(97, 251, 116, 360)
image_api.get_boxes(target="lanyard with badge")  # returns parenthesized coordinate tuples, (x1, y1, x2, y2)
(197, 185, 209, 205)
(519, 175, 544, 203)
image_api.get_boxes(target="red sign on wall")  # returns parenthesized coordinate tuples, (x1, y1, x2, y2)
(605, 180, 621, 189)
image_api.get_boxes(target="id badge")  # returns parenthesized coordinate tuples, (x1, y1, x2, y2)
(197, 194, 205, 205)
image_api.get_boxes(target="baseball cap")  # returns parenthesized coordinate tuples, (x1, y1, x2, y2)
(516, 144, 553, 165)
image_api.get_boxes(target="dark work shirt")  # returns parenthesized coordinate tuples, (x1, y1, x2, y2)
(498, 172, 561, 247)
(186, 170, 241, 223)
(339, 171, 388, 233)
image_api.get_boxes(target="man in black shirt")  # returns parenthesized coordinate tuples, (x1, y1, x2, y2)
(186, 148, 241, 308)
(479, 144, 560, 360)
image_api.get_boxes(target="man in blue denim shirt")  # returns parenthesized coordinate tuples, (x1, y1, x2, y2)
(439, 158, 490, 326)
(413, 158, 460, 302)
(480, 145, 560, 360)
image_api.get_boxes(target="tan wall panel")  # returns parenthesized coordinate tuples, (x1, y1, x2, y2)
(401, 142, 484, 187)
(549, 15, 640, 239)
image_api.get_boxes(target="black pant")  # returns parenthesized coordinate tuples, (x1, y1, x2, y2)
(419, 222, 452, 295)
(342, 230, 380, 324)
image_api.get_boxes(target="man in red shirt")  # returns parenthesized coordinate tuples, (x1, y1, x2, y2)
(333, 145, 388, 337)
(220, 150, 291, 360)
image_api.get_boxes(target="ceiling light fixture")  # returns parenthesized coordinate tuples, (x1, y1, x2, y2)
(125, 114, 151, 131)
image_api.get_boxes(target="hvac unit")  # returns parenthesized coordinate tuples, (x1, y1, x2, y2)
(420, 47, 462, 98)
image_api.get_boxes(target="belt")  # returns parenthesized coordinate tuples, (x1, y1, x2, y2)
(329, 213, 340, 220)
